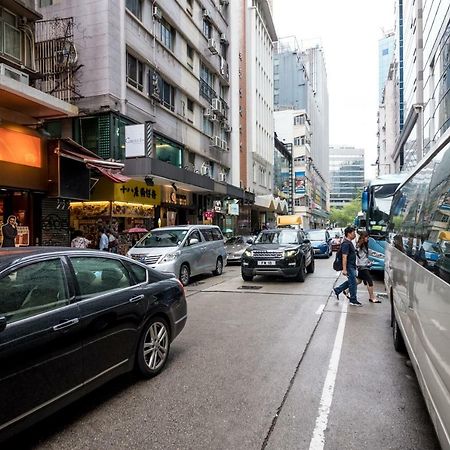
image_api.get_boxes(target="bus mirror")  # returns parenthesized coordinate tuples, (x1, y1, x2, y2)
(361, 190, 368, 212)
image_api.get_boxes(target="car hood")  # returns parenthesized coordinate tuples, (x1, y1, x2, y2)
(225, 243, 248, 252)
(250, 243, 299, 251)
(128, 246, 178, 257)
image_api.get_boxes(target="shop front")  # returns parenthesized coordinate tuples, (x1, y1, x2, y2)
(159, 186, 195, 227)
(71, 178, 161, 253)
(0, 125, 47, 247)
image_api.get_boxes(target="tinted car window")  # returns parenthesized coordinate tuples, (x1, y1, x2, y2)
(0, 259, 68, 323)
(71, 257, 132, 297)
(211, 228, 224, 240)
(200, 229, 214, 241)
(126, 261, 148, 284)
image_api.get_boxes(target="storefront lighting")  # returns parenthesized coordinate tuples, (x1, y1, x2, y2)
(70, 201, 110, 208)
(114, 201, 154, 208)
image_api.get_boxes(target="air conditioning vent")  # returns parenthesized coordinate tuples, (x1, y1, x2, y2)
(219, 172, 227, 182)
(212, 98, 222, 113)
(153, 5, 162, 20)
(211, 136, 222, 149)
(220, 139, 228, 151)
(0, 63, 29, 85)
(207, 38, 218, 55)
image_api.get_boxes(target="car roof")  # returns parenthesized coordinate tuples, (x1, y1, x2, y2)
(0, 247, 126, 273)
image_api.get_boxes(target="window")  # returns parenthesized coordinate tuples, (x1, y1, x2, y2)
(125, 262, 148, 284)
(187, 98, 194, 112)
(294, 115, 305, 125)
(126, 0, 142, 19)
(294, 136, 305, 146)
(200, 229, 213, 241)
(0, 259, 68, 323)
(186, 230, 201, 245)
(39, 0, 53, 6)
(127, 53, 144, 91)
(211, 228, 224, 241)
(161, 79, 175, 111)
(203, 111, 213, 136)
(71, 257, 132, 298)
(187, 44, 194, 60)
(0, 8, 20, 60)
(203, 19, 212, 39)
(159, 18, 174, 50)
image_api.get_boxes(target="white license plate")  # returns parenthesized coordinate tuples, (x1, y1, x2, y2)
(314, 249, 320, 253)
(258, 260, 276, 266)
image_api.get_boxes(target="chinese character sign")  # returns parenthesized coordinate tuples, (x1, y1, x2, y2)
(294, 171, 306, 195)
(114, 181, 161, 205)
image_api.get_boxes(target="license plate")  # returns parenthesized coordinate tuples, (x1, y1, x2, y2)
(258, 260, 276, 266)
(314, 249, 320, 253)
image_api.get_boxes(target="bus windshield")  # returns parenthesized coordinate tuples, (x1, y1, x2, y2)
(368, 183, 399, 229)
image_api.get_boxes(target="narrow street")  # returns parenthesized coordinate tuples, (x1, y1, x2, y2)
(6, 259, 439, 450)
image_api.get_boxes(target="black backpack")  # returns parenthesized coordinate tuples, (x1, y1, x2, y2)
(333, 248, 343, 271)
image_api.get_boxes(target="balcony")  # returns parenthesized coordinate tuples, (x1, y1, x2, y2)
(200, 79, 217, 103)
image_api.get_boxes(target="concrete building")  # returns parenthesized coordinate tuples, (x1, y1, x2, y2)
(391, 0, 450, 174)
(36, 0, 253, 235)
(378, 32, 395, 102)
(329, 146, 365, 208)
(274, 37, 329, 227)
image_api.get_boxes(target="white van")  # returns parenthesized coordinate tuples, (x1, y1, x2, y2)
(127, 225, 227, 286)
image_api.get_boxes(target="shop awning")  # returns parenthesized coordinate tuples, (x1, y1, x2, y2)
(89, 165, 130, 183)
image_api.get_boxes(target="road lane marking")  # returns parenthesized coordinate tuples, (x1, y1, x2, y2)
(309, 301, 348, 450)
(315, 304, 325, 315)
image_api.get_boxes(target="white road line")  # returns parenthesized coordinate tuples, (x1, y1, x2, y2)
(309, 301, 348, 450)
(315, 304, 325, 315)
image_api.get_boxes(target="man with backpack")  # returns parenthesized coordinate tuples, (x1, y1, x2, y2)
(332, 226, 362, 306)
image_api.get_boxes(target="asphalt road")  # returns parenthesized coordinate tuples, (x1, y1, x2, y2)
(6, 258, 440, 449)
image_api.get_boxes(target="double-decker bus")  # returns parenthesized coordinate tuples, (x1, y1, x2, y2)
(361, 174, 407, 270)
(385, 135, 450, 450)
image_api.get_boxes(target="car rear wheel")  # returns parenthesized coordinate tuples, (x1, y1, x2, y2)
(179, 263, 190, 286)
(213, 257, 223, 276)
(296, 258, 306, 282)
(136, 317, 170, 377)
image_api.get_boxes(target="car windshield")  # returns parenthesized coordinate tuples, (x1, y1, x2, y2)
(255, 230, 299, 244)
(306, 230, 326, 241)
(135, 229, 188, 248)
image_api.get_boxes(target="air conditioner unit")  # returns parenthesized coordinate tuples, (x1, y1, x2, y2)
(212, 98, 222, 113)
(211, 136, 222, 148)
(207, 38, 218, 55)
(219, 0, 229, 5)
(219, 172, 227, 182)
(220, 33, 228, 44)
(0, 63, 29, 85)
(153, 5, 162, 20)
(210, 113, 219, 122)
(203, 108, 213, 118)
(220, 139, 228, 151)
(203, 9, 211, 19)
(201, 164, 209, 175)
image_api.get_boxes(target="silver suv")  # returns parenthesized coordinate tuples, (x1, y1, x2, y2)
(127, 225, 227, 286)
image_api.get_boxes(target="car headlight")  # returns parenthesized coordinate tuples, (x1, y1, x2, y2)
(243, 249, 253, 257)
(369, 249, 384, 258)
(285, 249, 299, 257)
(160, 251, 181, 263)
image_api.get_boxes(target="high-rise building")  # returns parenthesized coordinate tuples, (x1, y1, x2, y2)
(274, 37, 329, 227)
(378, 32, 395, 102)
(391, 0, 450, 174)
(329, 146, 365, 208)
(36, 0, 252, 233)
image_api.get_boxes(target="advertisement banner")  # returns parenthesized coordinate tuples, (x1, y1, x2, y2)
(228, 203, 239, 216)
(125, 124, 145, 157)
(294, 171, 306, 195)
(280, 171, 291, 194)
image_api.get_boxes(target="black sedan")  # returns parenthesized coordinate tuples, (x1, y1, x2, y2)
(0, 247, 187, 442)
(241, 229, 314, 281)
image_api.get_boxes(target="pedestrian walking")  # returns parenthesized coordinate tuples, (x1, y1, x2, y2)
(107, 229, 118, 253)
(1, 215, 18, 247)
(98, 228, 109, 251)
(333, 226, 362, 306)
(355, 231, 380, 303)
(71, 230, 91, 249)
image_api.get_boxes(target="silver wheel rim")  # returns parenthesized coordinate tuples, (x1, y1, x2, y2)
(143, 321, 169, 371)
(216, 258, 223, 274)
(180, 266, 189, 285)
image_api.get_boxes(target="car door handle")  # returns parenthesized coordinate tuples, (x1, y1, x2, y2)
(52, 318, 79, 331)
(129, 294, 145, 303)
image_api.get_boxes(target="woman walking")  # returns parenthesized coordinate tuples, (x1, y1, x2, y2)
(356, 231, 380, 303)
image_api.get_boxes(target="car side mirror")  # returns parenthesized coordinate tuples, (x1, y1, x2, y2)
(246, 239, 253, 244)
(0, 316, 7, 333)
(189, 238, 199, 245)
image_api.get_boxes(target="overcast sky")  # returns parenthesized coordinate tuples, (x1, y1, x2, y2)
(272, 0, 395, 179)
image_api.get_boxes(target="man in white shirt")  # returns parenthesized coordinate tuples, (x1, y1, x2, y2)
(98, 228, 109, 251)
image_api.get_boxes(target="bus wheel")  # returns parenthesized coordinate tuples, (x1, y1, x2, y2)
(393, 315, 405, 353)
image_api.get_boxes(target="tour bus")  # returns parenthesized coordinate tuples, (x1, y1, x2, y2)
(385, 136, 450, 450)
(361, 174, 407, 270)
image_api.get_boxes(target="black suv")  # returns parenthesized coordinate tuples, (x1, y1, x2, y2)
(241, 228, 314, 281)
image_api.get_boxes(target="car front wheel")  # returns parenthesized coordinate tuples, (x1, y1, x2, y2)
(136, 317, 170, 377)
(179, 263, 190, 286)
(241, 270, 254, 281)
(296, 258, 306, 282)
(306, 253, 315, 273)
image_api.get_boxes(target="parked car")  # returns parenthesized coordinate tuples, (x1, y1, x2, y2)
(127, 225, 227, 286)
(330, 228, 344, 252)
(0, 247, 187, 442)
(241, 228, 314, 281)
(225, 235, 254, 263)
(305, 229, 332, 258)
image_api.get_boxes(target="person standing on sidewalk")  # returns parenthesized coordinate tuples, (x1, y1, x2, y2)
(333, 226, 362, 306)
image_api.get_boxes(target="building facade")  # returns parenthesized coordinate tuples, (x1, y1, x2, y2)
(378, 32, 395, 102)
(36, 0, 254, 236)
(274, 37, 329, 227)
(329, 146, 365, 208)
